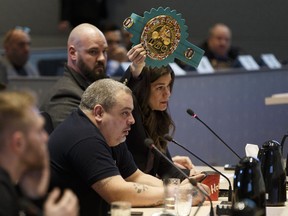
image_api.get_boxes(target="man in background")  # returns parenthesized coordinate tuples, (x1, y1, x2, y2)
(0, 27, 39, 77)
(102, 23, 129, 76)
(200, 23, 241, 70)
(40, 23, 145, 129)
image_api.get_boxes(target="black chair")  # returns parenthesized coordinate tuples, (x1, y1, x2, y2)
(37, 58, 66, 76)
(40, 111, 54, 134)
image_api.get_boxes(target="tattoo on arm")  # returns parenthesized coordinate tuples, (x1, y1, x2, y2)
(192, 187, 199, 197)
(149, 200, 163, 207)
(141, 200, 163, 207)
(133, 183, 148, 193)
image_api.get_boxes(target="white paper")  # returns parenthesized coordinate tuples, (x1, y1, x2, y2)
(245, 143, 259, 158)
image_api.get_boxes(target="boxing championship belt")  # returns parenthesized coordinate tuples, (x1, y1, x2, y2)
(123, 7, 204, 68)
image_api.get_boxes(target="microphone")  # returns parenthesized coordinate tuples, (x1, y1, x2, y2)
(186, 108, 241, 160)
(144, 138, 214, 216)
(164, 134, 232, 202)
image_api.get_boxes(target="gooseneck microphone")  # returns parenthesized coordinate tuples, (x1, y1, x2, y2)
(186, 108, 241, 160)
(164, 134, 232, 202)
(144, 138, 214, 216)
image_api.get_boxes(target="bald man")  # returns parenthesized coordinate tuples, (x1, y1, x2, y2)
(40, 23, 146, 129)
(200, 23, 241, 70)
(0, 28, 39, 77)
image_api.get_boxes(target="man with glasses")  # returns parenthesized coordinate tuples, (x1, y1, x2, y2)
(0, 27, 39, 77)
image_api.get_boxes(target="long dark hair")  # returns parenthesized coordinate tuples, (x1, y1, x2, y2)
(134, 66, 175, 152)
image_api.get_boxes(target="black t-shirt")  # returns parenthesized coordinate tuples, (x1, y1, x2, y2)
(0, 168, 19, 216)
(48, 108, 137, 216)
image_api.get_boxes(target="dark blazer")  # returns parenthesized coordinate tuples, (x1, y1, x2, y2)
(40, 64, 132, 130)
(40, 65, 90, 129)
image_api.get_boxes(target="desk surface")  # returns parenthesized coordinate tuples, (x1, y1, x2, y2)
(133, 204, 213, 216)
(133, 166, 288, 216)
(133, 203, 288, 216)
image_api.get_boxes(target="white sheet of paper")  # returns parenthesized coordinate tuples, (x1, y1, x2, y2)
(245, 143, 259, 158)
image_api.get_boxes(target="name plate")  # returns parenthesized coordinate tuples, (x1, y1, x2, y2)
(260, 53, 281, 69)
(237, 55, 260, 71)
(196, 56, 214, 74)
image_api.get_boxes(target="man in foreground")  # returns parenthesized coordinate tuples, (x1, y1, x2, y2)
(0, 91, 78, 216)
(48, 79, 209, 215)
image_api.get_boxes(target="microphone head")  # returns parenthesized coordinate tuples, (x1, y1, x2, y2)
(163, 134, 173, 142)
(186, 108, 195, 117)
(144, 138, 154, 149)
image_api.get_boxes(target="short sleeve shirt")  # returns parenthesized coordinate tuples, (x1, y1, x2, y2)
(48, 109, 138, 216)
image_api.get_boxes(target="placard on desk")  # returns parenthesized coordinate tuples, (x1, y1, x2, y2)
(261, 53, 282, 69)
(237, 55, 260, 71)
(196, 56, 214, 74)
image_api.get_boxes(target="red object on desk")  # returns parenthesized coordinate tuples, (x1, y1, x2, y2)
(201, 171, 220, 201)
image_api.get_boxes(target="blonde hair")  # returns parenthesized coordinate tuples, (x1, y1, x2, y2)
(0, 91, 37, 147)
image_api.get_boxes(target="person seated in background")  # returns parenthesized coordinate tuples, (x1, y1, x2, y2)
(40, 23, 144, 129)
(121, 64, 201, 180)
(48, 78, 209, 216)
(0, 27, 39, 77)
(0, 90, 78, 216)
(101, 22, 129, 77)
(200, 23, 241, 70)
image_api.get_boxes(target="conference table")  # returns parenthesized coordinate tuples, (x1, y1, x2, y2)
(132, 166, 288, 216)
(133, 204, 288, 216)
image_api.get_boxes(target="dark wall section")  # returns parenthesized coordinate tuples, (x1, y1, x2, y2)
(168, 69, 288, 165)
(0, 0, 287, 61)
(108, 0, 288, 62)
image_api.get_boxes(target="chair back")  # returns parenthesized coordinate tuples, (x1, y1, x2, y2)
(40, 111, 54, 134)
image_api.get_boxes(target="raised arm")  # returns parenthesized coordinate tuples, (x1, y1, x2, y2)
(127, 44, 146, 78)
